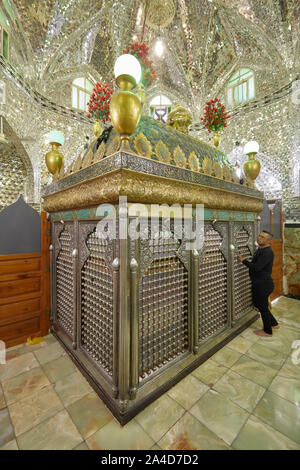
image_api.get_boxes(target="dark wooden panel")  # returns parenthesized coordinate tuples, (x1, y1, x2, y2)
(0, 317, 41, 348)
(0, 298, 41, 324)
(270, 239, 283, 301)
(0, 212, 50, 346)
(0, 257, 41, 275)
(0, 277, 41, 298)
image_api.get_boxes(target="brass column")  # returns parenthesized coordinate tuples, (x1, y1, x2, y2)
(129, 257, 139, 399)
(118, 201, 130, 409)
(192, 249, 199, 353)
(112, 257, 120, 399)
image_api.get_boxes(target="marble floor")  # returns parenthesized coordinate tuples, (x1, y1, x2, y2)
(0, 296, 299, 451)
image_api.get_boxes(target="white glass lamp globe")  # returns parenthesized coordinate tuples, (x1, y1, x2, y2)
(244, 141, 259, 155)
(155, 38, 164, 57)
(114, 54, 142, 85)
(47, 130, 64, 145)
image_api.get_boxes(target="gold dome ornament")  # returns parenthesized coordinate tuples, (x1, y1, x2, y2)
(167, 105, 192, 134)
(213, 130, 221, 148)
(109, 54, 143, 152)
(92, 120, 102, 138)
(243, 141, 261, 181)
(45, 130, 64, 178)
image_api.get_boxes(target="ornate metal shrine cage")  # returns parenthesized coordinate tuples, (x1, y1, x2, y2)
(43, 117, 263, 424)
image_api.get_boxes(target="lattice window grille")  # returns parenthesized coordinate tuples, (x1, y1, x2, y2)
(199, 227, 228, 341)
(81, 230, 114, 376)
(138, 231, 189, 380)
(56, 229, 74, 338)
(234, 228, 253, 319)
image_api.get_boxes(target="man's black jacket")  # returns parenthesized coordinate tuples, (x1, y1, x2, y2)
(242, 246, 274, 282)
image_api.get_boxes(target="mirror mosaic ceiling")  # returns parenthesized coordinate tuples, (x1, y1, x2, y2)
(0, 0, 299, 213)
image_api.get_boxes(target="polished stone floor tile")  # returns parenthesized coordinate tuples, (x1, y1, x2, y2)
(0, 408, 14, 447)
(33, 342, 65, 365)
(231, 356, 278, 388)
(43, 334, 58, 346)
(245, 342, 286, 370)
(135, 394, 185, 443)
(0, 383, 5, 409)
(158, 412, 230, 450)
(211, 346, 242, 368)
(86, 419, 154, 450)
(191, 359, 228, 386)
(17, 340, 49, 355)
(67, 391, 113, 439)
(0, 297, 297, 451)
(54, 371, 93, 407)
(5, 345, 24, 361)
(189, 389, 249, 445)
(17, 410, 83, 450)
(273, 301, 300, 330)
(232, 415, 300, 450)
(9, 385, 64, 436)
(269, 375, 300, 406)
(2, 367, 50, 405)
(240, 327, 261, 343)
(151, 444, 162, 450)
(0, 353, 39, 382)
(74, 441, 89, 450)
(42, 354, 76, 383)
(213, 370, 265, 413)
(256, 327, 300, 355)
(278, 357, 300, 380)
(167, 375, 209, 410)
(227, 336, 253, 354)
(254, 391, 300, 444)
(0, 438, 19, 450)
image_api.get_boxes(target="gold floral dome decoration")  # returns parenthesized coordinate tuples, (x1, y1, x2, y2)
(145, 0, 176, 29)
(167, 105, 193, 134)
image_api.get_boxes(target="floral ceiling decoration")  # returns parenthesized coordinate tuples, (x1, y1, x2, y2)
(0, 0, 298, 215)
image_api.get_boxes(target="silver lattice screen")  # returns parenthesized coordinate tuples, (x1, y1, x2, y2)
(138, 232, 189, 380)
(81, 230, 114, 376)
(234, 227, 253, 319)
(199, 227, 228, 341)
(56, 228, 74, 338)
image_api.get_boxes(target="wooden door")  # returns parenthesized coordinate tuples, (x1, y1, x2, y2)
(270, 238, 283, 301)
(260, 200, 283, 301)
(0, 212, 50, 348)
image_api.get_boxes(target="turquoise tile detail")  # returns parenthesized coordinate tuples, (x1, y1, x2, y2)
(247, 213, 255, 221)
(78, 209, 91, 220)
(95, 204, 116, 218)
(52, 213, 61, 221)
(204, 209, 214, 220)
(218, 211, 229, 220)
(63, 211, 73, 221)
(233, 212, 244, 221)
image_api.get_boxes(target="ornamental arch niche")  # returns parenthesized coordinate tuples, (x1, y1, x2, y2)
(0, 117, 34, 211)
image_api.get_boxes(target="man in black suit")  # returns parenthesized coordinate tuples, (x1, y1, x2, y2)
(237, 230, 279, 337)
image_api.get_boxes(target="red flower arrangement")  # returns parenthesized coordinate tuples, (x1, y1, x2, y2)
(86, 83, 113, 123)
(201, 98, 231, 133)
(123, 42, 157, 88)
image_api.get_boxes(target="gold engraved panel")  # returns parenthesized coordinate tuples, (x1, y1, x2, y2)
(213, 161, 223, 179)
(155, 141, 171, 164)
(188, 151, 200, 172)
(94, 141, 106, 162)
(173, 146, 186, 169)
(81, 148, 94, 169)
(133, 133, 152, 158)
(106, 135, 121, 155)
(202, 156, 212, 175)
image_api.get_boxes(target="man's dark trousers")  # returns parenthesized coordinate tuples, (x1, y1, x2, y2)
(251, 280, 278, 334)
